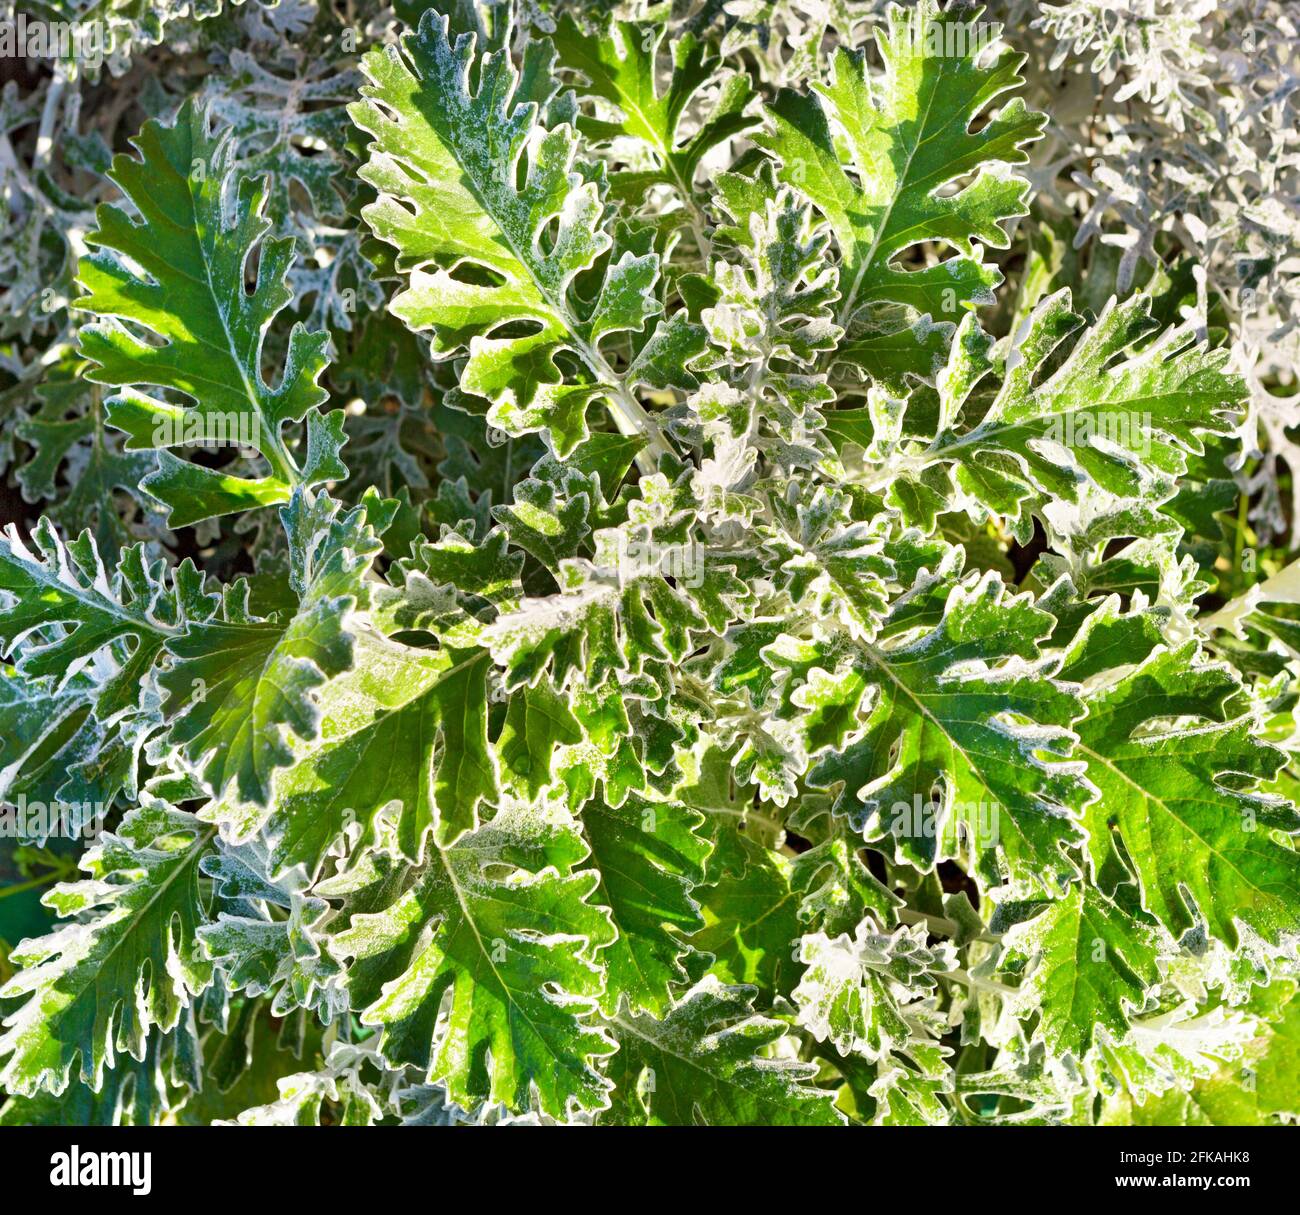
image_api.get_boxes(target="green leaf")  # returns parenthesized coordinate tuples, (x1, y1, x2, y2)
(758, 0, 1044, 385)
(700, 175, 842, 460)
(795, 918, 955, 1063)
(159, 492, 386, 806)
(554, 18, 757, 216)
(1004, 885, 1162, 1056)
(492, 474, 596, 569)
(198, 843, 338, 1015)
(807, 572, 1087, 894)
(581, 794, 711, 1016)
(1064, 637, 1300, 946)
(0, 1025, 189, 1127)
(75, 99, 342, 526)
(352, 10, 680, 457)
(14, 360, 161, 553)
(496, 678, 584, 799)
(918, 295, 1245, 539)
(218, 1043, 389, 1127)
(326, 801, 616, 1118)
(689, 824, 803, 1002)
(0, 520, 214, 818)
(0, 519, 203, 699)
(603, 977, 844, 1125)
(1102, 992, 1300, 1126)
(486, 466, 747, 690)
(0, 673, 97, 818)
(9, 0, 1300, 1132)
(203, 632, 498, 876)
(0, 802, 213, 1096)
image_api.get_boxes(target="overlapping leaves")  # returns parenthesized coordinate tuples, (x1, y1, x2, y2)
(2, 0, 1298, 1131)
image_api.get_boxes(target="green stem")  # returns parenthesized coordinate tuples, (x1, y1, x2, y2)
(0, 870, 70, 901)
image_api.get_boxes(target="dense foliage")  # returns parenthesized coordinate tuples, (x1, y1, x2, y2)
(0, 0, 1298, 1126)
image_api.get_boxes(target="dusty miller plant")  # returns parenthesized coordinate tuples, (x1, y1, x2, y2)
(0, 0, 1298, 1126)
